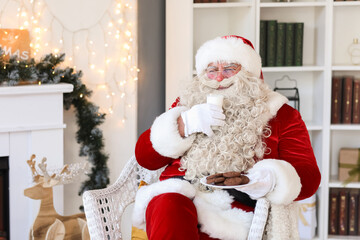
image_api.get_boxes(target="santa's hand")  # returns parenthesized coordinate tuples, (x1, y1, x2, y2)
(233, 168, 276, 200)
(181, 103, 225, 137)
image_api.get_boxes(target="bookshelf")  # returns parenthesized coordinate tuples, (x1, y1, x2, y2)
(166, 0, 360, 239)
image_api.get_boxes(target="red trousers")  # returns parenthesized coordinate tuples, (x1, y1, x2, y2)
(146, 193, 219, 240)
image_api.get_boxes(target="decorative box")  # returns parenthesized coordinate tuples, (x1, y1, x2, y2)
(338, 148, 360, 183)
(298, 195, 317, 240)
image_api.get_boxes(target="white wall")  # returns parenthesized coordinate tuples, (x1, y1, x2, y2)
(0, 0, 138, 215)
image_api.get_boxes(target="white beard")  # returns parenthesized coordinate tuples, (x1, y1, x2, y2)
(179, 70, 272, 181)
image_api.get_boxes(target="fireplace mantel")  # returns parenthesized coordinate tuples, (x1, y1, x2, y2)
(0, 83, 73, 239)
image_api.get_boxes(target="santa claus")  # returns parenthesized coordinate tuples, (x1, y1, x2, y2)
(132, 35, 321, 240)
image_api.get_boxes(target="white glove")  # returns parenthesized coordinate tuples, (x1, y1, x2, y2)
(181, 103, 225, 137)
(234, 168, 276, 200)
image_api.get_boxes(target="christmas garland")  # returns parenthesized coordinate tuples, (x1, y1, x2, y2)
(0, 51, 109, 198)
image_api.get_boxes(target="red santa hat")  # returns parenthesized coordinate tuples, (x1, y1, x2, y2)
(195, 35, 263, 78)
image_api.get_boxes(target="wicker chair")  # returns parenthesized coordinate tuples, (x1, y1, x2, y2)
(82, 155, 270, 240)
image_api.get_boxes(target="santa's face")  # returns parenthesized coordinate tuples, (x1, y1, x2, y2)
(205, 62, 242, 90)
(179, 69, 272, 181)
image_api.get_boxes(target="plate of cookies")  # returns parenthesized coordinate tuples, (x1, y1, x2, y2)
(200, 172, 250, 189)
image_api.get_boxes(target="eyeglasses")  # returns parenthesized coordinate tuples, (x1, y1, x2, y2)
(205, 64, 241, 79)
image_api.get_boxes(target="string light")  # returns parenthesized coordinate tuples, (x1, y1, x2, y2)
(2, 0, 138, 122)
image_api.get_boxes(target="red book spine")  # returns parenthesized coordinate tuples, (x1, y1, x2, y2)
(342, 76, 354, 124)
(352, 79, 360, 123)
(348, 190, 358, 235)
(331, 76, 343, 124)
(338, 190, 349, 235)
(329, 189, 339, 235)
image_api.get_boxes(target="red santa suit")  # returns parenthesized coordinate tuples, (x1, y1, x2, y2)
(132, 36, 321, 240)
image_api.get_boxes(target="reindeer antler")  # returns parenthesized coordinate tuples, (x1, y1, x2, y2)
(27, 154, 43, 183)
(27, 154, 88, 187)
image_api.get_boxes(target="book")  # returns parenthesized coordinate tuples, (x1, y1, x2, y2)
(266, 20, 277, 67)
(331, 76, 343, 124)
(352, 79, 360, 123)
(342, 76, 354, 124)
(348, 189, 358, 235)
(294, 22, 304, 66)
(285, 23, 295, 66)
(275, 22, 286, 66)
(338, 189, 349, 235)
(328, 188, 339, 235)
(260, 20, 267, 67)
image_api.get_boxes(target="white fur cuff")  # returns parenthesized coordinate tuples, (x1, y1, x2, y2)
(194, 190, 253, 240)
(253, 159, 301, 205)
(150, 106, 195, 158)
(132, 179, 196, 230)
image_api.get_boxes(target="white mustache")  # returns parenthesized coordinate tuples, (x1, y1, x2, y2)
(199, 74, 236, 89)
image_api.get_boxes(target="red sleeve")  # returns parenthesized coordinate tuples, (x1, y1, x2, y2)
(135, 129, 174, 170)
(135, 98, 181, 170)
(276, 105, 321, 200)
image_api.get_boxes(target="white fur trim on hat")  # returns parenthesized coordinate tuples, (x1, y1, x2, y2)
(150, 106, 196, 158)
(252, 159, 302, 205)
(266, 91, 288, 116)
(194, 190, 253, 240)
(132, 179, 196, 230)
(195, 36, 262, 77)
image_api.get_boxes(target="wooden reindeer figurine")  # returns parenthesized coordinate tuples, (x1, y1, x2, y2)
(24, 155, 90, 240)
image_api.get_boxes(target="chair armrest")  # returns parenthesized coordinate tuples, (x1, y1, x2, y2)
(247, 198, 270, 240)
(83, 156, 139, 240)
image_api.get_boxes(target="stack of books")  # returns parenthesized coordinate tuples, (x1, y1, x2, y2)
(329, 188, 360, 236)
(331, 76, 360, 124)
(260, 20, 304, 67)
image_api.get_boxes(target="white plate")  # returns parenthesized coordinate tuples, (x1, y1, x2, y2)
(199, 176, 242, 189)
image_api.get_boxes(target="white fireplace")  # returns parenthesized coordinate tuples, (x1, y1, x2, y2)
(0, 83, 73, 239)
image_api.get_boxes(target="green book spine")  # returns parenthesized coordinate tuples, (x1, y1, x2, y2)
(266, 20, 277, 67)
(260, 20, 267, 67)
(275, 22, 286, 66)
(294, 22, 304, 66)
(285, 23, 295, 66)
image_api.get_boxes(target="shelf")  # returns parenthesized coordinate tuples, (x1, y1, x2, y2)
(332, 65, 360, 71)
(306, 124, 323, 131)
(328, 235, 360, 240)
(329, 180, 360, 188)
(260, 2, 326, 8)
(333, 1, 360, 7)
(262, 66, 325, 72)
(193, 2, 253, 8)
(330, 124, 360, 130)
